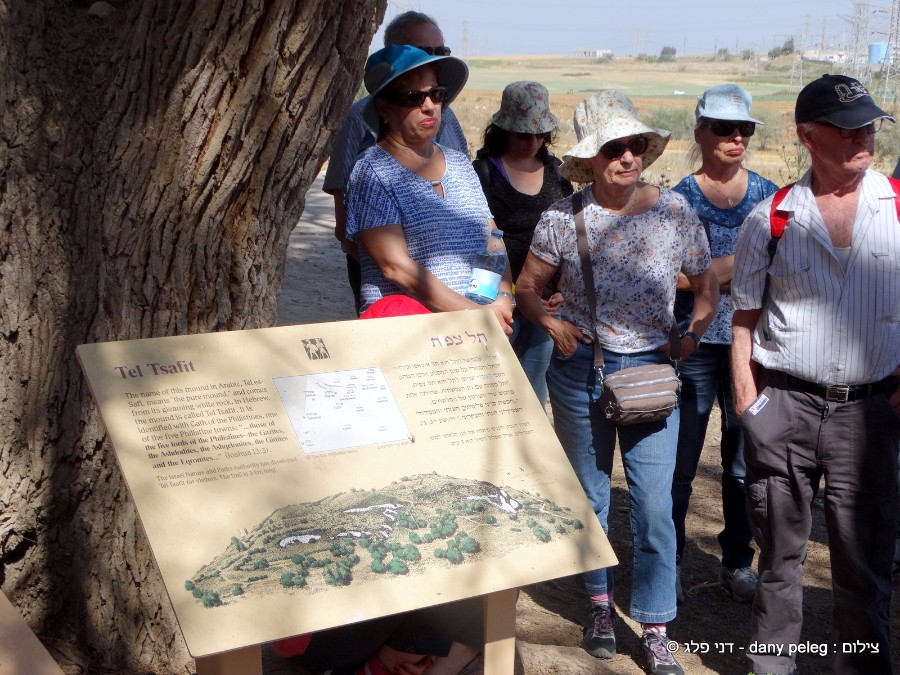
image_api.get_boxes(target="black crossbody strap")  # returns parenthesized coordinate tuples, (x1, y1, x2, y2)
(572, 189, 680, 371)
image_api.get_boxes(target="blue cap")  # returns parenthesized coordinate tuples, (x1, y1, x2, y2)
(361, 45, 468, 136)
(695, 84, 763, 124)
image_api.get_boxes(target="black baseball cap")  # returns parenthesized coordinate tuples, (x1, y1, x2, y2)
(795, 74, 895, 127)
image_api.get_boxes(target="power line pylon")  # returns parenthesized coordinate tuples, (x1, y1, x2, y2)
(877, 0, 900, 107)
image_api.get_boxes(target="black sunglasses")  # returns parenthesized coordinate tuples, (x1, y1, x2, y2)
(514, 131, 550, 141)
(416, 45, 452, 56)
(382, 86, 449, 107)
(704, 120, 756, 137)
(599, 136, 649, 160)
(813, 119, 882, 138)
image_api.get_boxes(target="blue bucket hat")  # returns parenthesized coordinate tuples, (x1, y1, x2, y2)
(695, 84, 763, 125)
(361, 45, 469, 136)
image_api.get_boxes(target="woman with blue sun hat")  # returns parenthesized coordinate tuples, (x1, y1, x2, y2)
(345, 44, 514, 335)
(670, 84, 777, 608)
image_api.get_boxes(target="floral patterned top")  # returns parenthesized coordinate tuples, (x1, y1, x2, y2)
(672, 171, 778, 344)
(529, 186, 711, 353)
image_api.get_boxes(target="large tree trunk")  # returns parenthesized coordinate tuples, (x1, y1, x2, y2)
(0, 0, 385, 670)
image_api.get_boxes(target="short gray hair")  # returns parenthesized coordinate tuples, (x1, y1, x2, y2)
(384, 11, 441, 46)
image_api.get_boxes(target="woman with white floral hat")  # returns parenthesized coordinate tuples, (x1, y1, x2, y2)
(472, 81, 573, 406)
(516, 89, 718, 675)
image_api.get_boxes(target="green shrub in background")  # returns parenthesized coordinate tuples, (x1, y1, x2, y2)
(643, 106, 695, 142)
(752, 109, 792, 153)
(876, 117, 900, 169)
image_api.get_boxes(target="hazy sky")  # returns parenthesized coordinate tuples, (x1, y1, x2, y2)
(372, 0, 885, 58)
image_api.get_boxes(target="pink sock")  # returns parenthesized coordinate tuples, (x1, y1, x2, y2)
(589, 593, 612, 605)
(641, 623, 666, 635)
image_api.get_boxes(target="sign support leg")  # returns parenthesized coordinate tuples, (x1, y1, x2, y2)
(195, 645, 262, 675)
(483, 588, 517, 674)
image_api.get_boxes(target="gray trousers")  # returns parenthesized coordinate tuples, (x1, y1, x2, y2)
(740, 375, 899, 674)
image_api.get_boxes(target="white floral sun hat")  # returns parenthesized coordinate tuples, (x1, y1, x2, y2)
(491, 81, 560, 134)
(560, 89, 671, 184)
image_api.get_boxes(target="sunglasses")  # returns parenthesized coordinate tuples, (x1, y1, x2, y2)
(382, 86, 449, 107)
(416, 45, 452, 56)
(599, 136, 649, 160)
(514, 131, 550, 141)
(704, 120, 756, 137)
(813, 119, 882, 138)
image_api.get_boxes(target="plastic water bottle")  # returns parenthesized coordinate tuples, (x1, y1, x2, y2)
(464, 229, 507, 305)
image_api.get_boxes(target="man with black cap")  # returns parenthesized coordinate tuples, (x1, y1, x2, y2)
(731, 74, 900, 674)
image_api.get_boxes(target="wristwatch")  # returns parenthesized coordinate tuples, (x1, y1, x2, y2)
(683, 331, 701, 347)
(497, 291, 516, 309)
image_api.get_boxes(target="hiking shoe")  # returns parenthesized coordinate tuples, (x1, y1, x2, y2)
(720, 565, 757, 603)
(675, 565, 684, 604)
(640, 628, 683, 675)
(582, 603, 617, 658)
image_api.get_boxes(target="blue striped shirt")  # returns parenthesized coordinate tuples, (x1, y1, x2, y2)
(732, 169, 900, 384)
(345, 144, 492, 312)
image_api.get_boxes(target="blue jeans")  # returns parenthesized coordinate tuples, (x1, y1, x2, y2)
(672, 344, 753, 569)
(547, 342, 678, 624)
(509, 313, 553, 406)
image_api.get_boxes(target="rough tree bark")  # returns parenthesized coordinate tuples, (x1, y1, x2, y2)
(0, 0, 386, 671)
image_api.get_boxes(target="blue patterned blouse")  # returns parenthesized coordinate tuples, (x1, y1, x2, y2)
(672, 170, 778, 344)
(345, 144, 492, 313)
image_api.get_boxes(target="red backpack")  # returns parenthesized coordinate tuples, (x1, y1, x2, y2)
(768, 177, 900, 258)
(761, 177, 900, 338)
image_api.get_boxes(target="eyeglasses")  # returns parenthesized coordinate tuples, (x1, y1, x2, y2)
(599, 136, 649, 160)
(416, 45, 452, 56)
(704, 120, 756, 137)
(813, 119, 882, 138)
(382, 86, 449, 107)
(514, 131, 550, 141)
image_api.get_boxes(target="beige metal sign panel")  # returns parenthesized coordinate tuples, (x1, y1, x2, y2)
(77, 309, 615, 658)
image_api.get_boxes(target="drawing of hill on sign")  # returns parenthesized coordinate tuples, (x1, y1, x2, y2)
(184, 474, 585, 608)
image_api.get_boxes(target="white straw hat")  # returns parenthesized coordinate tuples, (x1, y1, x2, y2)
(560, 89, 670, 184)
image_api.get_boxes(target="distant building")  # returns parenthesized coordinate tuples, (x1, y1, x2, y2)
(574, 49, 613, 59)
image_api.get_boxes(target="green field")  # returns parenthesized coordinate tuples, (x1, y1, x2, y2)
(451, 55, 899, 183)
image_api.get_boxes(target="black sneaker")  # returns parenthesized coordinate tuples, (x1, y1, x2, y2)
(640, 627, 683, 675)
(582, 603, 617, 658)
(720, 566, 758, 603)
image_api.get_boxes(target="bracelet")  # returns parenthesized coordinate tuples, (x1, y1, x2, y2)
(497, 291, 516, 309)
(683, 331, 701, 347)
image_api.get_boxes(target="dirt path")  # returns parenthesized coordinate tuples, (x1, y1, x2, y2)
(271, 172, 900, 675)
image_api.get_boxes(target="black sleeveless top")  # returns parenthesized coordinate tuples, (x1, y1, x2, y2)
(472, 156, 573, 285)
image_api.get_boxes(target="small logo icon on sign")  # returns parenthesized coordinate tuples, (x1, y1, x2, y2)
(302, 338, 330, 360)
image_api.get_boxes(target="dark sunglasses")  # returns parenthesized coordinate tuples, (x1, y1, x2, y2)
(416, 45, 452, 56)
(813, 119, 882, 138)
(599, 136, 649, 160)
(514, 131, 550, 141)
(704, 120, 756, 137)
(382, 86, 449, 107)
